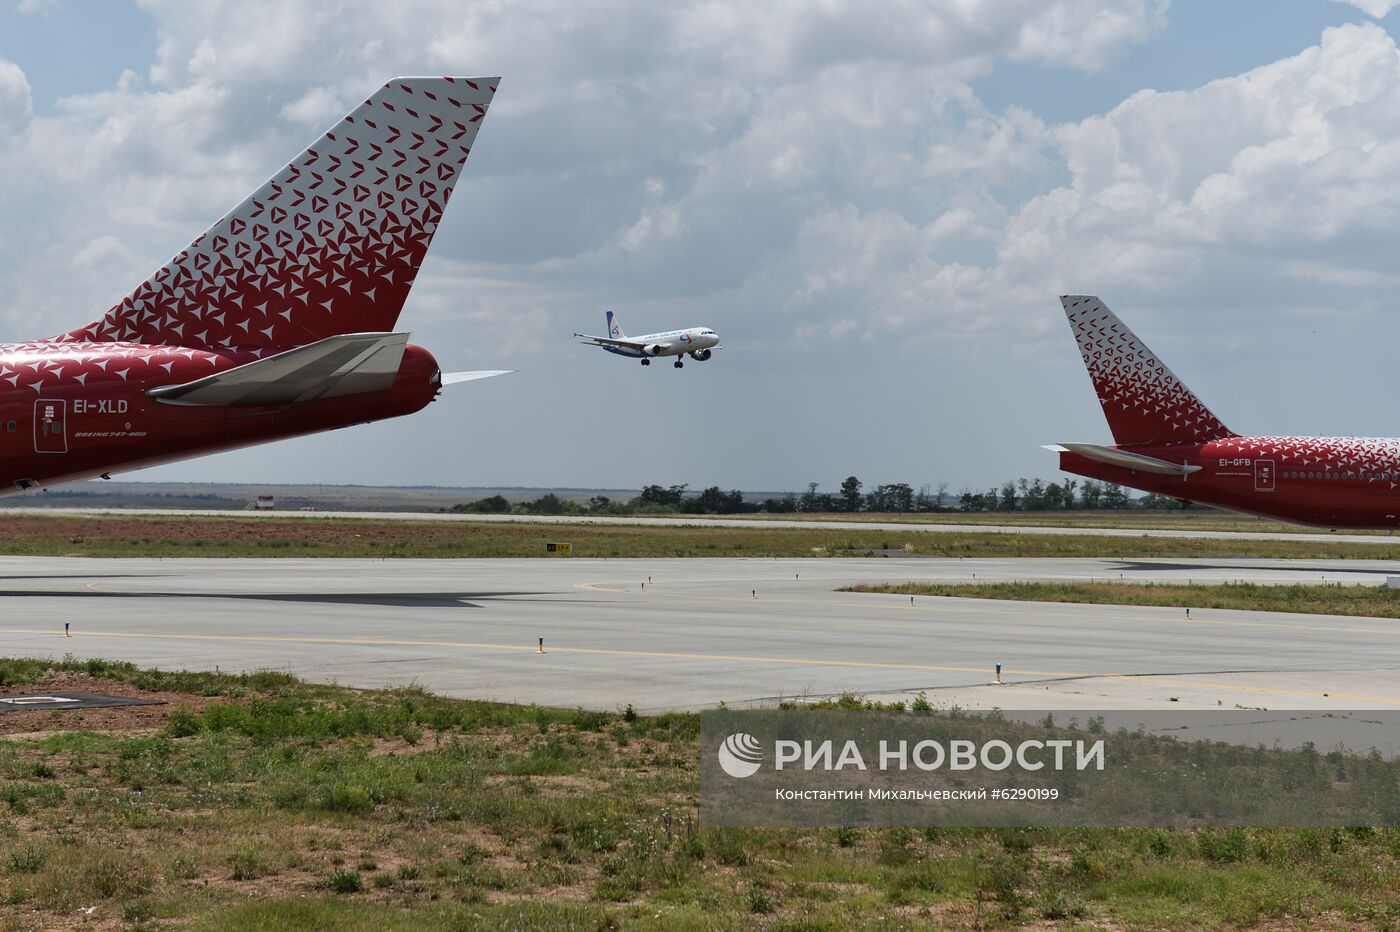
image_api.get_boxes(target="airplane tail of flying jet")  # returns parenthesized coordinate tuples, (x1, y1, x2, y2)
(1061, 295, 1235, 447)
(55, 76, 499, 349)
(606, 309, 626, 340)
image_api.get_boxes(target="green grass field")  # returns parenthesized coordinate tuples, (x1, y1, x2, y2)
(736, 509, 1323, 534)
(843, 580, 1400, 619)
(834, 576, 1400, 612)
(2, 511, 1400, 560)
(3, 657, 1400, 929)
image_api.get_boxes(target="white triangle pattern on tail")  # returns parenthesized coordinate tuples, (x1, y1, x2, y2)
(57, 76, 498, 349)
(1062, 295, 1233, 447)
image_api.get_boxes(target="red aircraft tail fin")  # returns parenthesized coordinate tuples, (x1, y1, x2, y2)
(1061, 295, 1235, 447)
(56, 76, 498, 349)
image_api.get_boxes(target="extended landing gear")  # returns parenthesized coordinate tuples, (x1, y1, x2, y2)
(674, 359, 684, 368)
(641, 358, 651, 366)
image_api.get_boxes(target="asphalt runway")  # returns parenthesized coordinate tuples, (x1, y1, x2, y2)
(4, 555, 1400, 712)
(8, 506, 1400, 544)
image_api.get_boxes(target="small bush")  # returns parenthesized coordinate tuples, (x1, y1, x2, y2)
(7, 844, 46, 874)
(326, 870, 362, 894)
(166, 707, 200, 738)
(704, 830, 750, 866)
(1143, 830, 1173, 858)
(318, 784, 373, 814)
(229, 849, 270, 881)
(1037, 887, 1088, 921)
(571, 710, 608, 731)
(83, 852, 154, 899)
(1199, 829, 1249, 864)
(998, 829, 1033, 854)
(878, 830, 914, 867)
(1068, 848, 1107, 880)
(977, 853, 1027, 920)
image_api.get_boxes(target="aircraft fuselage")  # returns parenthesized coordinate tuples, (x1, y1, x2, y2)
(602, 328, 720, 359)
(0, 341, 440, 494)
(1060, 436, 1400, 529)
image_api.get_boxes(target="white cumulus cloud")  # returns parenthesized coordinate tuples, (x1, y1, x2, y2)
(0, 0, 1168, 349)
(0, 59, 31, 135)
(1000, 23, 1400, 306)
(1333, 0, 1399, 18)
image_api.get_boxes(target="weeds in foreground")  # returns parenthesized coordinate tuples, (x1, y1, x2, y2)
(0, 658, 1398, 928)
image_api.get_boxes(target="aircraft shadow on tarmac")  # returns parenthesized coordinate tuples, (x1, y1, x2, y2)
(0, 574, 177, 581)
(0, 590, 551, 609)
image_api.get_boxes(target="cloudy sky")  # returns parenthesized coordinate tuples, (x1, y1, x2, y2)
(3, 0, 1400, 495)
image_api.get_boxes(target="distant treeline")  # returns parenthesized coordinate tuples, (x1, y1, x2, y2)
(448, 477, 1205, 517)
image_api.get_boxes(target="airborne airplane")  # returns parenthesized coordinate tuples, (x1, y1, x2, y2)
(1050, 295, 1400, 529)
(0, 76, 506, 496)
(573, 310, 720, 368)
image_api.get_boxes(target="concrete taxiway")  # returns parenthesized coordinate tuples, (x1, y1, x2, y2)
(4, 555, 1400, 712)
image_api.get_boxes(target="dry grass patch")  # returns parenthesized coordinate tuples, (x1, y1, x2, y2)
(843, 579, 1400, 619)
(1, 510, 1399, 559)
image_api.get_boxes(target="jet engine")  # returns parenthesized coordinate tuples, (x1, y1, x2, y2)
(692, 348, 712, 361)
(646, 344, 666, 356)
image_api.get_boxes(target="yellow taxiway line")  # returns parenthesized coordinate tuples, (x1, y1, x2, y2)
(0, 627, 1053, 676)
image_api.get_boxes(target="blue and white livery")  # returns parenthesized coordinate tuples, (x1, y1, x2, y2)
(573, 310, 721, 368)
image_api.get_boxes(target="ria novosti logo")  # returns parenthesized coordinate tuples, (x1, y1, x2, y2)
(717, 732, 764, 778)
(715, 734, 1105, 777)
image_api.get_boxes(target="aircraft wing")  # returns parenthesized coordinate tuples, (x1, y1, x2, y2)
(573, 332, 650, 350)
(148, 332, 411, 406)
